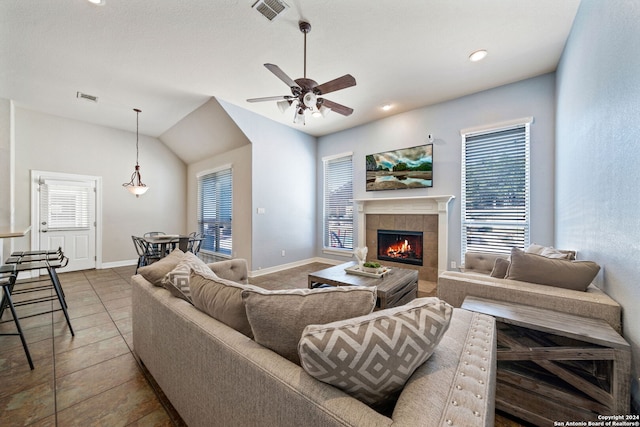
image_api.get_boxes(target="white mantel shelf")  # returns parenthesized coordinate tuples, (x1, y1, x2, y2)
(354, 195, 455, 276)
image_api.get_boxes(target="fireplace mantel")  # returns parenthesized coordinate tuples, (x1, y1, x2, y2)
(354, 195, 455, 276)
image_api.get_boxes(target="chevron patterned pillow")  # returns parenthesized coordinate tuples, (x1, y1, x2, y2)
(298, 297, 453, 406)
(162, 251, 217, 303)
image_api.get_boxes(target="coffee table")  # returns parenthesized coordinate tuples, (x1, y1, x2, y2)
(308, 261, 418, 309)
(461, 296, 630, 425)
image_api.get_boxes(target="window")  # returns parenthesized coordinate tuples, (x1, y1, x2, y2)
(461, 118, 531, 256)
(323, 153, 353, 251)
(40, 180, 92, 231)
(198, 166, 232, 256)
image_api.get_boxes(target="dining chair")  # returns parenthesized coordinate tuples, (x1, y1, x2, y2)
(132, 236, 161, 273)
(187, 232, 203, 256)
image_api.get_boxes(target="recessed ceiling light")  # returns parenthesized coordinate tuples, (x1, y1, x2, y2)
(382, 104, 393, 111)
(469, 49, 488, 62)
(87, 0, 105, 5)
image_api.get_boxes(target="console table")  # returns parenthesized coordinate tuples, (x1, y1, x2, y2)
(461, 296, 630, 425)
(308, 261, 417, 309)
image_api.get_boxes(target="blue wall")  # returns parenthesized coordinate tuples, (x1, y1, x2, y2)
(317, 73, 557, 267)
(556, 0, 640, 407)
(219, 99, 318, 271)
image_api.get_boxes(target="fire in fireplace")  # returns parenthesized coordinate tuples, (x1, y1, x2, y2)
(377, 229, 423, 266)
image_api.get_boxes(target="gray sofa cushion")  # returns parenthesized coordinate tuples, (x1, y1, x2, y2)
(506, 247, 600, 291)
(138, 249, 185, 286)
(241, 286, 377, 365)
(189, 271, 263, 338)
(298, 297, 452, 406)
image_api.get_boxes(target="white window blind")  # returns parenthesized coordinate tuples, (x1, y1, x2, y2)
(323, 154, 353, 250)
(40, 181, 92, 231)
(461, 121, 530, 255)
(198, 167, 233, 256)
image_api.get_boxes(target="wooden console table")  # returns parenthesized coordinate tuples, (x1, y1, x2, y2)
(308, 261, 417, 309)
(461, 296, 630, 425)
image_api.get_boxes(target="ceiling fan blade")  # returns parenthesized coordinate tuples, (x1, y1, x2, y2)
(247, 95, 293, 103)
(320, 99, 354, 116)
(314, 74, 356, 95)
(264, 64, 301, 92)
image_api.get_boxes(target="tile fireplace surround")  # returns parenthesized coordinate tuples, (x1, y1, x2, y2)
(355, 196, 454, 283)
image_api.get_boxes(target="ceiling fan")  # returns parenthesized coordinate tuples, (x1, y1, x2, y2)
(247, 21, 356, 125)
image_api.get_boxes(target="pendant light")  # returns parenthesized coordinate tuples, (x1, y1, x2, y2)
(122, 108, 149, 197)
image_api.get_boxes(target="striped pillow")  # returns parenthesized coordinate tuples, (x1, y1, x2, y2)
(298, 297, 452, 405)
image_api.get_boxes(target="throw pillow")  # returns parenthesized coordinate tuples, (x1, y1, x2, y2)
(298, 297, 453, 406)
(241, 286, 377, 365)
(138, 249, 185, 286)
(490, 257, 510, 278)
(526, 244, 576, 260)
(189, 271, 263, 338)
(161, 251, 213, 303)
(506, 247, 600, 291)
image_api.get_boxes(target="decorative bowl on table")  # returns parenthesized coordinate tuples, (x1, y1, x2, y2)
(362, 262, 382, 274)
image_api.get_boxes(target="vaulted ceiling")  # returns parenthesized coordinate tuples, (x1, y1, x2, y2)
(1, 0, 581, 141)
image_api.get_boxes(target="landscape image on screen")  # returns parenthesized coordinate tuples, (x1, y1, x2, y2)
(366, 143, 433, 191)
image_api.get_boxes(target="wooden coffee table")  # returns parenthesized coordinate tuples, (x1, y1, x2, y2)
(461, 296, 630, 425)
(308, 261, 418, 309)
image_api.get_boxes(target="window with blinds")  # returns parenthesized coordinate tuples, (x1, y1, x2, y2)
(40, 181, 92, 231)
(461, 121, 531, 255)
(198, 167, 233, 256)
(323, 153, 353, 250)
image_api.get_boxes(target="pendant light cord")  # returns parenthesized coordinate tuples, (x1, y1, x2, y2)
(134, 108, 141, 166)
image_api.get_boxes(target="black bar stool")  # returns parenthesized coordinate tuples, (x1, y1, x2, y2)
(0, 266, 34, 369)
(0, 257, 75, 341)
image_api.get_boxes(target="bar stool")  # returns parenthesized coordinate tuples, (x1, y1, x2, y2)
(0, 257, 75, 342)
(0, 266, 34, 369)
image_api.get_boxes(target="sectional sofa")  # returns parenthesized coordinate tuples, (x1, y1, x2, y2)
(131, 255, 498, 427)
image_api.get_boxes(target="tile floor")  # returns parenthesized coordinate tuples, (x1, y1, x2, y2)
(0, 262, 525, 427)
(0, 265, 177, 427)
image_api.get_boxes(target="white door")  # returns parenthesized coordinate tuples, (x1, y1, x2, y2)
(38, 177, 97, 272)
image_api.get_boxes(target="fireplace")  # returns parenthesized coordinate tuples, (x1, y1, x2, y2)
(377, 229, 423, 266)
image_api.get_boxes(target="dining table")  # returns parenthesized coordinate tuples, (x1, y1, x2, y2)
(142, 234, 203, 257)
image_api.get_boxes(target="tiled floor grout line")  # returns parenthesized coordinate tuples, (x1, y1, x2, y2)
(82, 269, 178, 427)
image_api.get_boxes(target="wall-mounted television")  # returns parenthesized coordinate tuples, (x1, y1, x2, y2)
(365, 143, 433, 191)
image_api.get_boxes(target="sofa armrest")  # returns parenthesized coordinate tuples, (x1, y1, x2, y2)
(393, 309, 496, 426)
(438, 271, 622, 333)
(207, 258, 249, 284)
(464, 252, 509, 275)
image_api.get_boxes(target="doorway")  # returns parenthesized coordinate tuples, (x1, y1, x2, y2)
(31, 171, 102, 273)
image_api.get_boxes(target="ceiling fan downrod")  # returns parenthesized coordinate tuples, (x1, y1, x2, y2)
(299, 21, 311, 79)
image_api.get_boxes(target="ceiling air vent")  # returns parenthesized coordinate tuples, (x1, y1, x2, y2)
(252, 0, 289, 21)
(76, 91, 98, 103)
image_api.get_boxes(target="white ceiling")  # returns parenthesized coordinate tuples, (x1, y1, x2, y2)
(0, 0, 581, 139)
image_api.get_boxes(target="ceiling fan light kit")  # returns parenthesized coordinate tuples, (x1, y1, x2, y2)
(247, 20, 356, 125)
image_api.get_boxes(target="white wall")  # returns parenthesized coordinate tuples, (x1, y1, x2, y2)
(187, 144, 252, 266)
(218, 99, 317, 271)
(13, 108, 187, 264)
(0, 99, 16, 258)
(556, 0, 640, 407)
(317, 74, 557, 267)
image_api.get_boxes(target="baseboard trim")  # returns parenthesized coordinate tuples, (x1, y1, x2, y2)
(101, 259, 137, 269)
(249, 257, 343, 277)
